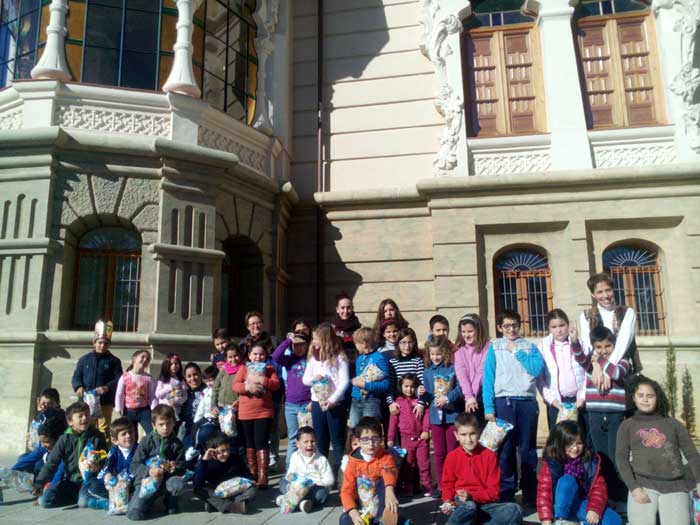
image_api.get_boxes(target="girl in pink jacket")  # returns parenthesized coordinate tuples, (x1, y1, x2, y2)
(453, 313, 490, 421)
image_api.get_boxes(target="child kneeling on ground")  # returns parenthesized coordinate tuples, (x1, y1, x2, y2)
(441, 413, 522, 525)
(340, 416, 412, 525)
(276, 426, 334, 513)
(193, 430, 256, 514)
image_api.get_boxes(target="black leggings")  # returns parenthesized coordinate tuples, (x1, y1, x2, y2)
(240, 418, 272, 450)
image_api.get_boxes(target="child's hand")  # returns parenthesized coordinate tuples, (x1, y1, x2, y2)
(76, 387, 85, 398)
(575, 398, 585, 409)
(165, 460, 177, 473)
(384, 485, 399, 513)
(103, 472, 113, 485)
(465, 397, 478, 412)
(435, 396, 447, 408)
(89, 461, 101, 473)
(149, 466, 163, 479)
(456, 489, 469, 502)
(551, 399, 561, 409)
(210, 406, 219, 417)
(420, 432, 430, 441)
(348, 509, 364, 525)
(417, 385, 426, 396)
(485, 413, 495, 422)
(440, 501, 455, 515)
(586, 510, 600, 524)
(387, 441, 394, 447)
(314, 374, 324, 382)
(569, 325, 579, 341)
(389, 402, 400, 415)
(413, 403, 425, 419)
(203, 448, 217, 461)
(351, 377, 365, 388)
(31, 487, 42, 497)
(631, 487, 650, 504)
(96, 386, 108, 395)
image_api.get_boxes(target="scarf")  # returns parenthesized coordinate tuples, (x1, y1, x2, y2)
(564, 456, 584, 483)
(223, 362, 242, 376)
(332, 314, 361, 336)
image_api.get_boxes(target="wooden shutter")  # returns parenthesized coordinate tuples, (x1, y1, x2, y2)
(578, 20, 617, 128)
(464, 24, 545, 137)
(617, 17, 657, 126)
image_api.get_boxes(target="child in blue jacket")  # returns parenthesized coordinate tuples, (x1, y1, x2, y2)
(349, 327, 391, 429)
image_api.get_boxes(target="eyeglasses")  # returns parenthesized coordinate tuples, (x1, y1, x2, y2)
(500, 323, 519, 330)
(359, 437, 382, 444)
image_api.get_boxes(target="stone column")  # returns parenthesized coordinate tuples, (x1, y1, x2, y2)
(533, 0, 593, 169)
(163, 0, 201, 98)
(30, 0, 70, 81)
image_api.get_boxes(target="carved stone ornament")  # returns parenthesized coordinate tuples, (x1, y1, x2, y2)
(0, 108, 23, 131)
(419, 0, 466, 177)
(56, 105, 171, 137)
(472, 151, 552, 176)
(198, 127, 267, 173)
(652, 0, 700, 152)
(252, 0, 280, 133)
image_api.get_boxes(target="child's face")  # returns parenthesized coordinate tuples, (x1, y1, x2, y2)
(292, 342, 308, 356)
(37, 396, 57, 412)
(68, 410, 90, 433)
(294, 323, 310, 336)
(247, 316, 264, 337)
(592, 282, 615, 309)
(311, 334, 321, 351)
(355, 340, 370, 355)
(204, 377, 215, 388)
(432, 322, 449, 339)
(169, 359, 181, 376)
(212, 443, 231, 463)
(401, 379, 417, 398)
(94, 338, 109, 353)
(383, 303, 397, 320)
(633, 383, 657, 413)
(455, 424, 480, 453)
(460, 323, 477, 346)
(133, 352, 150, 372)
(593, 339, 614, 358)
(214, 337, 228, 353)
(383, 325, 399, 345)
(336, 298, 353, 320)
(429, 347, 444, 366)
(397, 336, 415, 357)
(296, 433, 317, 457)
(565, 436, 584, 460)
(154, 416, 175, 437)
(185, 366, 202, 390)
(498, 317, 521, 341)
(549, 318, 569, 342)
(249, 346, 266, 363)
(38, 435, 56, 452)
(226, 350, 241, 365)
(358, 430, 382, 456)
(116, 428, 135, 449)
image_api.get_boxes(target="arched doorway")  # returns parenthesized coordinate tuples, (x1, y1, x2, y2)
(220, 236, 263, 336)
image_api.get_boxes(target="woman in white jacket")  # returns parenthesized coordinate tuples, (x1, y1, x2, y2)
(537, 309, 587, 430)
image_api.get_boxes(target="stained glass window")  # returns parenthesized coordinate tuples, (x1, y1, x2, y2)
(0, 0, 43, 87)
(603, 244, 665, 335)
(494, 248, 553, 337)
(74, 227, 141, 332)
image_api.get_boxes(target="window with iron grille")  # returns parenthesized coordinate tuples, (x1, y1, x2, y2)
(603, 245, 665, 335)
(74, 227, 141, 332)
(494, 248, 552, 337)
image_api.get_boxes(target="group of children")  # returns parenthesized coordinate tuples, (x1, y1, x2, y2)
(2, 273, 700, 525)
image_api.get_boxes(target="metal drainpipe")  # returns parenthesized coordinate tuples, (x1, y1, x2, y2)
(315, 0, 324, 324)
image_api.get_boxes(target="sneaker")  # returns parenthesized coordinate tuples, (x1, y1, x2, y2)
(275, 495, 284, 506)
(87, 497, 108, 510)
(423, 491, 432, 497)
(269, 454, 278, 470)
(300, 500, 313, 513)
(185, 447, 199, 462)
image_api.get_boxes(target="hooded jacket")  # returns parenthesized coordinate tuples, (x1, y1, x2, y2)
(340, 447, 398, 512)
(130, 430, 185, 482)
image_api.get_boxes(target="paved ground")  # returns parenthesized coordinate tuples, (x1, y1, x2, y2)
(0, 451, 544, 525)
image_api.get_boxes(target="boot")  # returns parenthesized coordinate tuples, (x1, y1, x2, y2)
(245, 448, 257, 479)
(256, 449, 269, 489)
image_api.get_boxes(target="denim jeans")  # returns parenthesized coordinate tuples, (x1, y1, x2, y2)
(124, 406, 153, 434)
(311, 400, 346, 473)
(38, 479, 81, 508)
(447, 500, 522, 525)
(78, 476, 108, 508)
(284, 402, 309, 468)
(554, 474, 622, 525)
(349, 397, 382, 429)
(270, 402, 282, 457)
(586, 411, 626, 501)
(279, 478, 329, 508)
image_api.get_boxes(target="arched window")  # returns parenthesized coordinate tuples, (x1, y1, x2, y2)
(494, 248, 553, 336)
(74, 227, 142, 332)
(574, 0, 665, 129)
(461, 0, 546, 137)
(603, 244, 665, 335)
(221, 236, 263, 336)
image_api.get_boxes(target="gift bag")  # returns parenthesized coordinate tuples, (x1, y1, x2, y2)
(0, 467, 34, 493)
(78, 442, 108, 482)
(388, 446, 407, 469)
(281, 473, 314, 514)
(27, 419, 41, 451)
(433, 370, 452, 420)
(138, 456, 163, 498)
(692, 489, 700, 525)
(296, 405, 312, 428)
(479, 419, 514, 451)
(212, 476, 254, 498)
(83, 390, 103, 418)
(360, 363, 385, 397)
(246, 362, 268, 394)
(312, 376, 334, 407)
(218, 406, 237, 437)
(106, 471, 131, 515)
(556, 402, 578, 423)
(356, 475, 380, 519)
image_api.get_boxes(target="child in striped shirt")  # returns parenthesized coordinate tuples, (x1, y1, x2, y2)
(387, 327, 425, 420)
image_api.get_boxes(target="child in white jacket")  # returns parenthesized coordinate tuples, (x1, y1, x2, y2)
(536, 309, 586, 430)
(275, 426, 334, 513)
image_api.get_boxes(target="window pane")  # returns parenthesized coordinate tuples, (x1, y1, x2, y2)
(124, 9, 158, 53)
(75, 254, 107, 328)
(20, 0, 40, 15)
(79, 226, 141, 250)
(2, 1, 21, 22)
(17, 10, 39, 57)
(86, 5, 121, 49)
(127, 0, 160, 12)
(14, 49, 34, 78)
(121, 50, 157, 89)
(82, 46, 119, 85)
(203, 70, 225, 111)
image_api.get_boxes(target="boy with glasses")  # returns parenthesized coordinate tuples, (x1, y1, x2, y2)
(482, 310, 544, 508)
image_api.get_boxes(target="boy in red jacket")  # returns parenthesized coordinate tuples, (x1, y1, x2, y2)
(441, 413, 522, 525)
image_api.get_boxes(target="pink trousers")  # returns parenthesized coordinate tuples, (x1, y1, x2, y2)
(431, 423, 457, 489)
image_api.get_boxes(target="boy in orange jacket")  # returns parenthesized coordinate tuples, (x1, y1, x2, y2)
(340, 417, 408, 525)
(440, 413, 522, 525)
